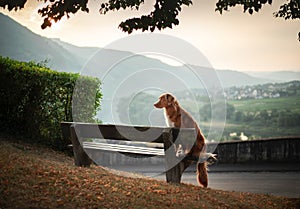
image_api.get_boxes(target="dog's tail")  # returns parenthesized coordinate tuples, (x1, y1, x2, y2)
(197, 150, 217, 188)
(197, 162, 208, 188)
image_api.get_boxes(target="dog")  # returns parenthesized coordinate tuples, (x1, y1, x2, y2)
(154, 93, 216, 187)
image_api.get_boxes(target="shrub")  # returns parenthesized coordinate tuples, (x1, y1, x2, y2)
(0, 57, 102, 150)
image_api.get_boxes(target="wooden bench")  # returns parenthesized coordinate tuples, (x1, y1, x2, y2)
(61, 122, 198, 183)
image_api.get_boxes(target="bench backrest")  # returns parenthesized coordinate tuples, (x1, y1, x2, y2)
(61, 122, 197, 146)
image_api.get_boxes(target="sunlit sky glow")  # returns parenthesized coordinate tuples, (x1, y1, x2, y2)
(1, 0, 299, 72)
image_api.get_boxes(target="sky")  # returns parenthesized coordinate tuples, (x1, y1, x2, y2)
(1, 0, 299, 72)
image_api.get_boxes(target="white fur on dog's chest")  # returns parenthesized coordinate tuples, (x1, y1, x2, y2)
(164, 109, 174, 127)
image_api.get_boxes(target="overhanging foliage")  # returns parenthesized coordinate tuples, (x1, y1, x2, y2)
(0, 0, 299, 38)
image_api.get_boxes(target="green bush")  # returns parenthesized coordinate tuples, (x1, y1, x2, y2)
(0, 57, 102, 150)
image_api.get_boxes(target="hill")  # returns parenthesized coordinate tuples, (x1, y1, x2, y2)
(1, 12, 298, 88)
(0, 138, 299, 209)
(246, 71, 300, 82)
(0, 13, 83, 72)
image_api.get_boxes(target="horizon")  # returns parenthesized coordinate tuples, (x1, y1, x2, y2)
(0, 1, 300, 73)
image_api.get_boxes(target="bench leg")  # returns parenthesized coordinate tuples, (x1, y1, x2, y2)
(163, 130, 191, 184)
(70, 126, 92, 167)
(165, 161, 182, 183)
(166, 157, 192, 183)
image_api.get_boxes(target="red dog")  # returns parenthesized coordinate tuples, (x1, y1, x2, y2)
(154, 93, 216, 187)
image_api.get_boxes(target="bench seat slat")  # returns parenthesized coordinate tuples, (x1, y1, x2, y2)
(83, 142, 165, 156)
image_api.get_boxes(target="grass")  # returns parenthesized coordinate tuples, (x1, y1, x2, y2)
(220, 123, 300, 139)
(223, 96, 300, 138)
(0, 137, 299, 209)
(228, 96, 300, 113)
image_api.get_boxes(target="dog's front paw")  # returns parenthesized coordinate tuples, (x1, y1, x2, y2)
(175, 144, 185, 158)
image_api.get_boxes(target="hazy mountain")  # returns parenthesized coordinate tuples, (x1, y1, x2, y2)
(0, 13, 84, 72)
(245, 71, 300, 82)
(194, 67, 273, 88)
(0, 12, 298, 89)
(50, 38, 99, 66)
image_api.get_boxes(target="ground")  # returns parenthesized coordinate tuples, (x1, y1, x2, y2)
(0, 137, 299, 209)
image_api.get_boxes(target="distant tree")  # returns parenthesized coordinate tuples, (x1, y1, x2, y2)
(235, 111, 244, 122)
(199, 101, 232, 121)
(259, 110, 269, 121)
(0, 0, 299, 40)
(226, 103, 235, 120)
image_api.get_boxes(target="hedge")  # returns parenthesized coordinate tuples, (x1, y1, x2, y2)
(0, 57, 102, 150)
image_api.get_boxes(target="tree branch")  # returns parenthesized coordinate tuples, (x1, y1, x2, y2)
(0, 0, 299, 40)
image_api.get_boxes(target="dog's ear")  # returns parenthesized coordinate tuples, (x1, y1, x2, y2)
(164, 94, 171, 106)
(166, 94, 175, 106)
(174, 100, 179, 106)
(164, 94, 168, 102)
